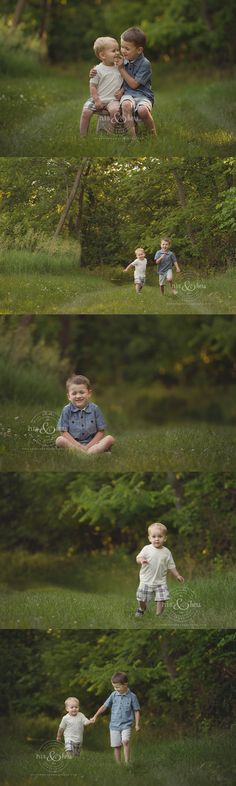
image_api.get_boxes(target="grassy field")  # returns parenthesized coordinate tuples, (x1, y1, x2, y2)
(0, 727, 235, 786)
(0, 404, 236, 472)
(0, 257, 235, 314)
(0, 63, 235, 157)
(0, 551, 235, 629)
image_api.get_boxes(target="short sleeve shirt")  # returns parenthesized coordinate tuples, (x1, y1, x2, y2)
(154, 250, 177, 274)
(136, 545, 176, 587)
(123, 54, 154, 103)
(103, 689, 140, 730)
(57, 402, 106, 444)
(131, 258, 147, 278)
(90, 63, 123, 102)
(59, 712, 89, 743)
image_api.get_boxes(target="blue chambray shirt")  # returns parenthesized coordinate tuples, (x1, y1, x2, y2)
(123, 53, 154, 104)
(154, 250, 177, 274)
(103, 689, 140, 730)
(57, 402, 106, 445)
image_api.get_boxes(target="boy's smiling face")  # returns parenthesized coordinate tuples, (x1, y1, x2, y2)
(100, 39, 120, 66)
(161, 240, 170, 253)
(66, 700, 79, 716)
(120, 38, 143, 61)
(67, 383, 91, 409)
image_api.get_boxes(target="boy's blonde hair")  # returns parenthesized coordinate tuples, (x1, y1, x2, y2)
(161, 238, 171, 244)
(65, 696, 79, 709)
(135, 247, 145, 254)
(93, 36, 118, 57)
(148, 522, 167, 536)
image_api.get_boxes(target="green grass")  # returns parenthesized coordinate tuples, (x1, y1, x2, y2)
(0, 551, 235, 629)
(0, 404, 236, 472)
(0, 727, 235, 786)
(0, 63, 235, 156)
(0, 259, 236, 314)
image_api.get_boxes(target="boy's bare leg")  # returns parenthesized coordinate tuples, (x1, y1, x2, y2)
(114, 746, 121, 764)
(55, 435, 86, 452)
(123, 740, 130, 764)
(135, 283, 142, 293)
(80, 108, 94, 136)
(107, 100, 120, 131)
(156, 601, 165, 615)
(137, 105, 157, 135)
(139, 601, 146, 612)
(169, 280, 177, 294)
(160, 285, 164, 295)
(86, 435, 115, 454)
(121, 100, 136, 137)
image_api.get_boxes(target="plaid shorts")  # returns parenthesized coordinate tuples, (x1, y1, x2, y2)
(136, 583, 170, 603)
(64, 740, 81, 756)
(134, 276, 146, 285)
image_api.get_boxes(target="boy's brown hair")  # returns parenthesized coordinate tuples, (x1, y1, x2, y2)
(111, 671, 128, 684)
(66, 374, 91, 392)
(121, 27, 146, 48)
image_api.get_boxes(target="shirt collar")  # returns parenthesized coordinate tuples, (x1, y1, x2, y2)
(124, 53, 143, 65)
(69, 403, 92, 414)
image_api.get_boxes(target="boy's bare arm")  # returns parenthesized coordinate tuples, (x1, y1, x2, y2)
(174, 260, 181, 272)
(136, 555, 149, 564)
(135, 710, 141, 731)
(114, 54, 140, 89)
(123, 262, 134, 272)
(90, 82, 104, 110)
(56, 726, 63, 742)
(90, 703, 107, 722)
(83, 430, 104, 449)
(154, 255, 165, 264)
(169, 567, 184, 582)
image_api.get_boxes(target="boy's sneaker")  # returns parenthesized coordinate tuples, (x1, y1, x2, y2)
(135, 608, 144, 618)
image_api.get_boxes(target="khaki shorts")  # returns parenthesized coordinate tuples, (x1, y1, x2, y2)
(110, 727, 132, 747)
(120, 94, 153, 114)
(159, 269, 173, 286)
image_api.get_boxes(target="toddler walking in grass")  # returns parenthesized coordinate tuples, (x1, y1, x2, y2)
(90, 671, 140, 765)
(123, 247, 147, 293)
(135, 522, 184, 618)
(56, 696, 93, 757)
(80, 37, 123, 135)
(154, 238, 181, 295)
(56, 374, 115, 454)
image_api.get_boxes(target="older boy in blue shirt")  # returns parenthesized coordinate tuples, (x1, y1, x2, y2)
(90, 671, 140, 765)
(114, 26, 156, 137)
(154, 237, 181, 295)
(56, 374, 115, 455)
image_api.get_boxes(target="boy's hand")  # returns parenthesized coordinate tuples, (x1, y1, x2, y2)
(95, 98, 105, 110)
(114, 88, 123, 99)
(177, 574, 185, 583)
(176, 267, 181, 273)
(135, 725, 141, 731)
(89, 716, 96, 723)
(56, 735, 62, 742)
(89, 67, 97, 78)
(113, 52, 124, 68)
(141, 558, 149, 565)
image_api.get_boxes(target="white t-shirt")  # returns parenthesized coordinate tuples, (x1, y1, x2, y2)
(59, 712, 90, 743)
(136, 545, 176, 587)
(131, 258, 147, 280)
(90, 64, 123, 102)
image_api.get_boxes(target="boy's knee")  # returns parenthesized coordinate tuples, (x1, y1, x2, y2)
(123, 740, 129, 747)
(55, 436, 65, 448)
(121, 100, 133, 112)
(138, 105, 150, 119)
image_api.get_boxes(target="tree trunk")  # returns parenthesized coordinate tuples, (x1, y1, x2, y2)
(159, 638, 177, 679)
(201, 1, 213, 32)
(12, 0, 28, 27)
(173, 170, 195, 242)
(54, 159, 90, 238)
(75, 160, 91, 234)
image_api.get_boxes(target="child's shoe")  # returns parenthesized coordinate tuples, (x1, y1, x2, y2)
(135, 608, 144, 618)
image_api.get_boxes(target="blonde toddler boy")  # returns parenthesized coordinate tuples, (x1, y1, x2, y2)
(56, 696, 92, 757)
(123, 247, 147, 293)
(135, 522, 184, 617)
(80, 37, 123, 135)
